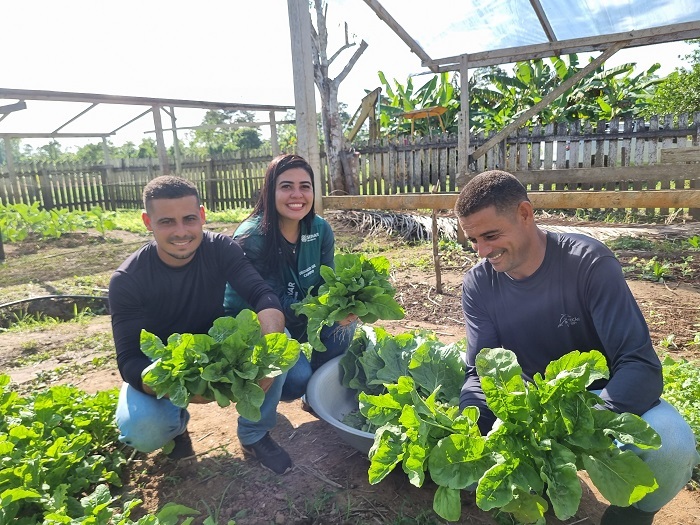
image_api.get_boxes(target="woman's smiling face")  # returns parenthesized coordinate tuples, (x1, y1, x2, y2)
(275, 167, 314, 224)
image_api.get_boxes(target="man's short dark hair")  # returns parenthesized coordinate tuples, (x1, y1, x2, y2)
(143, 176, 200, 211)
(454, 170, 529, 218)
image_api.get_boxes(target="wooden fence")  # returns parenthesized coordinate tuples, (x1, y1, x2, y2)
(1, 114, 699, 216)
(352, 113, 700, 216)
(0, 149, 280, 212)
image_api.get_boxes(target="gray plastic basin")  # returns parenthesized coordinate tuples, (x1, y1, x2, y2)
(306, 355, 375, 455)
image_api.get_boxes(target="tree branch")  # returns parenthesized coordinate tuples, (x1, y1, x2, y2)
(333, 40, 368, 87)
(314, 0, 329, 65)
(328, 41, 356, 66)
(310, 24, 321, 69)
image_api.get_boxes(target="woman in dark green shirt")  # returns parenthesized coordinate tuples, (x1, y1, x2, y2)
(224, 154, 357, 400)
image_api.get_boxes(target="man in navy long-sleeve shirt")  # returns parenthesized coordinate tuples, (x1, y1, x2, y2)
(454, 170, 698, 524)
(110, 175, 292, 474)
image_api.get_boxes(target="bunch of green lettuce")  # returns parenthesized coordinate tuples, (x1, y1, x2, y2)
(339, 325, 465, 431)
(141, 309, 301, 421)
(291, 253, 405, 351)
(362, 348, 661, 524)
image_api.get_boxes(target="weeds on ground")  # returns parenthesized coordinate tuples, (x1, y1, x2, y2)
(570, 208, 672, 224)
(0, 305, 97, 333)
(660, 354, 700, 482)
(2, 310, 62, 332)
(207, 208, 253, 224)
(606, 236, 655, 251)
(642, 257, 672, 282)
(607, 235, 689, 254)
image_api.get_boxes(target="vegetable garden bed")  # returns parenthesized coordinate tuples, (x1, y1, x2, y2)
(0, 214, 699, 524)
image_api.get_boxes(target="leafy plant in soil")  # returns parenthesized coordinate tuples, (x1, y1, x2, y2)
(661, 354, 700, 464)
(353, 345, 661, 524)
(0, 375, 126, 524)
(140, 309, 302, 421)
(291, 253, 405, 352)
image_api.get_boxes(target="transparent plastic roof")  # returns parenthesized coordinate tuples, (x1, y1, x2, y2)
(370, 0, 700, 62)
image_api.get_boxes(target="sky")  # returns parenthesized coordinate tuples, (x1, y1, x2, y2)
(1, 0, 696, 151)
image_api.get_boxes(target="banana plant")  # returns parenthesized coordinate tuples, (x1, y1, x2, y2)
(374, 54, 661, 140)
(377, 71, 461, 137)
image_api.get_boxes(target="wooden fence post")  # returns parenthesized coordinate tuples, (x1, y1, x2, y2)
(690, 112, 700, 220)
(39, 167, 54, 210)
(4, 139, 17, 205)
(102, 138, 117, 211)
(205, 158, 217, 211)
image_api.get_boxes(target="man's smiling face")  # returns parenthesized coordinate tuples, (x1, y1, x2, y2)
(142, 195, 206, 267)
(458, 203, 540, 280)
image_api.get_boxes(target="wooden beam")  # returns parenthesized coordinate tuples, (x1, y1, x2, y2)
(143, 120, 296, 134)
(0, 100, 27, 114)
(430, 21, 700, 70)
(458, 55, 470, 177)
(52, 103, 98, 133)
(362, 0, 434, 68)
(661, 146, 700, 164)
(323, 190, 700, 211)
(288, 0, 323, 213)
(452, 165, 700, 188)
(101, 137, 115, 211)
(529, 0, 557, 41)
(4, 138, 16, 187)
(269, 111, 280, 156)
(169, 106, 182, 175)
(0, 132, 111, 138)
(0, 88, 293, 112)
(346, 87, 381, 142)
(531, 190, 700, 209)
(110, 108, 161, 135)
(151, 105, 170, 176)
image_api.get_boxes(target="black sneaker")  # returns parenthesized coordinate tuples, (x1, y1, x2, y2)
(241, 432, 292, 474)
(167, 430, 195, 460)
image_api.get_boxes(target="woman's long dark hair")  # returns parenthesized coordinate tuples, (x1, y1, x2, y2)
(243, 154, 316, 275)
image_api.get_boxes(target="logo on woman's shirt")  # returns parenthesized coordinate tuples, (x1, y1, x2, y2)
(301, 233, 319, 243)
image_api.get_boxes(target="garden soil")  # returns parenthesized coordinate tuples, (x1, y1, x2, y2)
(1, 214, 699, 525)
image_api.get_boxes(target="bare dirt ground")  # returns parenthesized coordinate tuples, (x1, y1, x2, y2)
(1, 214, 699, 525)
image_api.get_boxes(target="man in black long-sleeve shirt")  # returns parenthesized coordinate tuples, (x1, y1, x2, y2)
(454, 170, 699, 524)
(110, 175, 292, 474)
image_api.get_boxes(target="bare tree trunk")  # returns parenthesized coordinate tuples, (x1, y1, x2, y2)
(317, 78, 345, 192)
(310, 0, 367, 195)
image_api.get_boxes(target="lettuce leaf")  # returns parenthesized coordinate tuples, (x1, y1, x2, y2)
(141, 310, 301, 419)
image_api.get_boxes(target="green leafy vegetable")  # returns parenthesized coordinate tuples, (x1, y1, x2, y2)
(141, 310, 302, 420)
(291, 253, 405, 351)
(338, 325, 465, 432)
(0, 375, 126, 523)
(359, 347, 661, 524)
